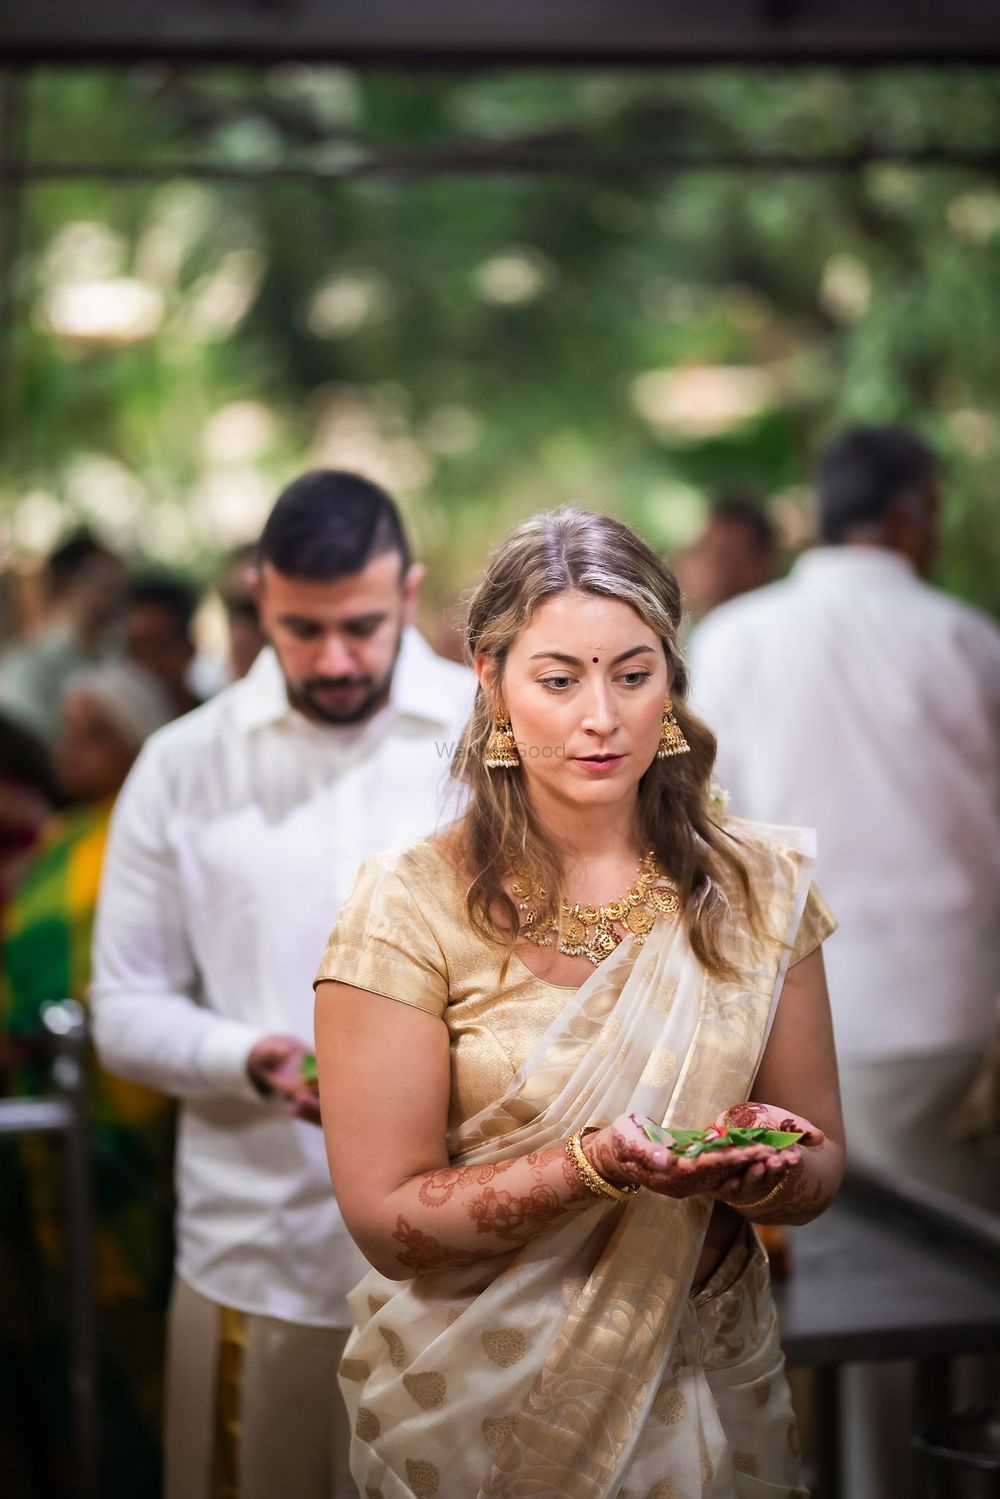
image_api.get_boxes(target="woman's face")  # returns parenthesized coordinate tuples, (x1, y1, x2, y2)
(53, 692, 137, 804)
(489, 591, 669, 814)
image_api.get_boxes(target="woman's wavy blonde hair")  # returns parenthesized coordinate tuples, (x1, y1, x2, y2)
(451, 507, 764, 982)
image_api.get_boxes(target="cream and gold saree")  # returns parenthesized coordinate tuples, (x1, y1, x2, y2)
(316, 819, 835, 1499)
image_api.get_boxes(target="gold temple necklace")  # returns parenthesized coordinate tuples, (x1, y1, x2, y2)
(512, 850, 679, 967)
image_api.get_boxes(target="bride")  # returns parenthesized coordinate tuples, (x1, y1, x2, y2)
(314, 507, 843, 1498)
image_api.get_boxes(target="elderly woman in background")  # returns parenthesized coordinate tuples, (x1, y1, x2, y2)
(1, 663, 176, 1499)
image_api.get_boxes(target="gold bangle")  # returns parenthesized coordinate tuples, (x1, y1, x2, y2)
(566, 1130, 640, 1203)
(728, 1177, 788, 1214)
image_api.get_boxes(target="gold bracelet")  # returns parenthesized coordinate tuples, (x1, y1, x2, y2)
(728, 1177, 788, 1214)
(566, 1130, 640, 1203)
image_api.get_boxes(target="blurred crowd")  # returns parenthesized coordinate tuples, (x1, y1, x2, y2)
(0, 537, 265, 1497)
(0, 535, 268, 906)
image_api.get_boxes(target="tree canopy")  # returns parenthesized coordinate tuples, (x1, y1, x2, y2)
(4, 64, 1000, 615)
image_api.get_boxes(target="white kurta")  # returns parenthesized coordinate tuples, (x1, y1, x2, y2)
(688, 546, 1000, 1064)
(92, 631, 475, 1327)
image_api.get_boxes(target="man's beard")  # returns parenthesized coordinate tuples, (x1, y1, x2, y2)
(287, 632, 402, 727)
(289, 670, 391, 726)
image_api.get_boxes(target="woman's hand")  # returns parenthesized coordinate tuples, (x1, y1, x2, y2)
(582, 1112, 792, 1201)
(710, 1101, 823, 1209)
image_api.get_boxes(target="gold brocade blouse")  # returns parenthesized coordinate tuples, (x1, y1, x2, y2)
(314, 838, 837, 1135)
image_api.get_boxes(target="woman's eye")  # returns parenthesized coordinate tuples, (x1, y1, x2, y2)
(619, 670, 653, 688)
(540, 675, 574, 691)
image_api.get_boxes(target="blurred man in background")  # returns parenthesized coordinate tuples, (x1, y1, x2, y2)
(217, 543, 267, 680)
(689, 424, 1000, 1496)
(92, 470, 475, 1499)
(673, 492, 778, 626)
(0, 530, 125, 743)
(690, 425, 1000, 1207)
(123, 571, 202, 718)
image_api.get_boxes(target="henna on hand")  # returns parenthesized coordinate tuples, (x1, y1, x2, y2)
(583, 1113, 784, 1200)
(579, 1110, 826, 1213)
(720, 1101, 824, 1148)
(714, 1103, 835, 1221)
(715, 1155, 803, 1209)
(723, 1102, 770, 1128)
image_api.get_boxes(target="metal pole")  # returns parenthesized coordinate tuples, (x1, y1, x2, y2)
(1, 145, 999, 184)
(913, 1358, 952, 1499)
(43, 1000, 100, 1499)
(813, 1363, 841, 1499)
(0, 69, 25, 457)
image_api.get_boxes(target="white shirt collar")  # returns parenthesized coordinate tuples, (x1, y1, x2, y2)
(230, 628, 465, 735)
(790, 545, 917, 585)
(229, 646, 292, 732)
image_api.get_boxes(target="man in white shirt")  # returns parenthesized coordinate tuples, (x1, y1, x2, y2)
(92, 470, 475, 1499)
(689, 425, 1000, 1209)
(688, 426, 1000, 1497)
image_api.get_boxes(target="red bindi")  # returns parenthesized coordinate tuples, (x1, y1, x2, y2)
(592, 656, 599, 663)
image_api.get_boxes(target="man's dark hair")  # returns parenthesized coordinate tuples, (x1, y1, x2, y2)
(817, 425, 938, 545)
(125, 571, 200, 635)
(709, 493, 777, 552)
(258, 470, 411, 581)
(48, 528, 118, 596)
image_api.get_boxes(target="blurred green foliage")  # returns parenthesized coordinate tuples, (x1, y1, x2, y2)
(3, 65, 1000, 615)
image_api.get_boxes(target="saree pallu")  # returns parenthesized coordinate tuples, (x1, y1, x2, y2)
(340, 826, 816, 1499)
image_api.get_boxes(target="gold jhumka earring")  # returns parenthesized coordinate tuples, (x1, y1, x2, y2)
(483, 713, 520, 769)
(656, 699, 691, 759)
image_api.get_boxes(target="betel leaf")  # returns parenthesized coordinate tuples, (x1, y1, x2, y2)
(642, 1122, 803, 1157)
(300, 1052, 319, 1086)
(753, 1130, 804, 1149)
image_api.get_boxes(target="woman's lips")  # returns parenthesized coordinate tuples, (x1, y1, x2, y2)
(573, 754, 625, 772)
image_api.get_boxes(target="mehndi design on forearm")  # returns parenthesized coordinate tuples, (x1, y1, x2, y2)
(464, 1148, 590, 1241)
(468, 1183, 563, 1240)
(392, 1216, 484, 1273)
(417, 1160, 517, 1208)
(391, 1145, 591, 1272)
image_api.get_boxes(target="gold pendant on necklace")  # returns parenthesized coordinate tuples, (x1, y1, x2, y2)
(514, 850, 679, 967)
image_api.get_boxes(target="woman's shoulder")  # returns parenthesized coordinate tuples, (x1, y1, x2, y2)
(712, 814, 819, 909)
(360, 831, 460, 885)
(713, 815, 831, 952)
(351, 832, 465, 926)
(716, 813, 817, 865)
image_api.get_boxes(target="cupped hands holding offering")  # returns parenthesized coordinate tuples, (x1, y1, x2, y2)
(581, 1101, 824, 1214)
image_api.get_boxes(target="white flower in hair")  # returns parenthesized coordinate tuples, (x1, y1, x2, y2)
(707, 780, 731, 815)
